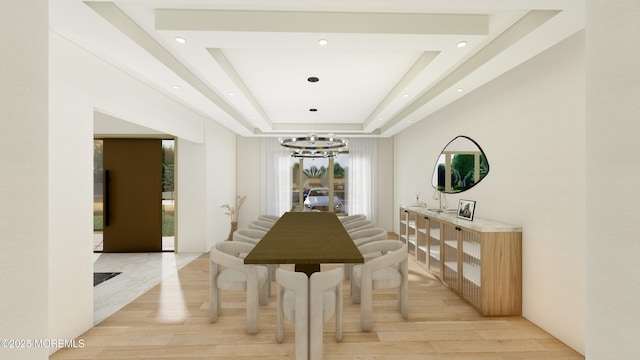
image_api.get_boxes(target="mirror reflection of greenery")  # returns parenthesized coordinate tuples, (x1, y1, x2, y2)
(437, 155, 488, 193)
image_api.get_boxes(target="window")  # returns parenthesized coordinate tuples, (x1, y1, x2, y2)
(291, 152, 349, 215)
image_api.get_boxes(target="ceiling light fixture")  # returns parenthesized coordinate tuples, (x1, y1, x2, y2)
(280, 134, 348, 158)
(175, 37, 186, 44)
(318, 39, 328, 46)
(456, 41, 467, 48)
(456, 88, 464, 92)
(172, 85, 180, 90)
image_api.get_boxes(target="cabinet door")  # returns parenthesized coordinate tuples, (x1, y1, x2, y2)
(426, 217, 441, 276)
(415, 215, 428, 264)
(460, 228, 482, 310)
(441, 222, 461, 294)
(406, 210, 417, 256)
(399, 208, 409, 247)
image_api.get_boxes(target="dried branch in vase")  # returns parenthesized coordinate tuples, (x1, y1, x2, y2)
(221, 195, 247, 222)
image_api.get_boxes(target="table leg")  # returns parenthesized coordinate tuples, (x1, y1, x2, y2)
(295, 263, 320, 277)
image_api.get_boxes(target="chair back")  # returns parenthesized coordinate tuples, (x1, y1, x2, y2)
(249, 220, 274, 232)
(275, 268, 309, 359)
(349, 228, 387, 244)
(210, 241, 255, 267)
(349, 227, 387, 241)
(233, 228, 266, 244)
(339, 214, 366, 225)
(258, 214, 280, 223)
(357, 240, 406, 263)
(343, 220, 374, 232)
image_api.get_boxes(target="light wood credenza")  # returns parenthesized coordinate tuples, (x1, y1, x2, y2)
(399, 206, 522, 316)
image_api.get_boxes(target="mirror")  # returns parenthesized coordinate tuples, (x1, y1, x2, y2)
(431, 135, 489, 194)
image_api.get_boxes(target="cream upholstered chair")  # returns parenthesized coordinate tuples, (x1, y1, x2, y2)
(351, 240, 408, 331)
(343, 227, 387, 279)
(338, 214, 365, 225)
(276, 268, 309, 359)
(210, 241, 270, 334)
(258, 214, 281, 223)
(249, 220, 274, 232)
(232, 228, 276, 293)
(349, 227, 387, 247)
(233, 228, 267, 245)
(309, 267, 344, 360)
(276, 267, 344, 360)
(343, 219, 375, 233)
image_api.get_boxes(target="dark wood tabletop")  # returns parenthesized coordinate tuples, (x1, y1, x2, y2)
(243, 212, 363, 275)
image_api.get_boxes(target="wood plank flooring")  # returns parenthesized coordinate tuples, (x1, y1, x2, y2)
(51, 251, 584, 359)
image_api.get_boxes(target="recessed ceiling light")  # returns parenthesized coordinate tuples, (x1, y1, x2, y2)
(318, 39, 328, 46)
(402, 94, 409, 98)
(228, 92, 235, 96)
(172, 85, 180, 90)
(456, 41, 467, 48)
(456, 88, 464, 92)
(175, 37, 187, 44)
(307, 76, 319, 83)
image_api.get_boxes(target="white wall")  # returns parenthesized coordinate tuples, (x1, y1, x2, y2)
(176, 138, 207, 252)
(585, 1, 640, 358)
(236, 137, 263, 229)
(376, 137, 395, 229)
(48, 32, 233, 345)
(394, 32, 586, 354)
(205, 122, 237, 248)
(0, 2, 49, 359)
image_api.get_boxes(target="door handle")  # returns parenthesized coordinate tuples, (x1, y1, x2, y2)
(104, 169, 110, 227)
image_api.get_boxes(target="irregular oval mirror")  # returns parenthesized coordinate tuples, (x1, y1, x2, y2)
(431, 135, 489, 194)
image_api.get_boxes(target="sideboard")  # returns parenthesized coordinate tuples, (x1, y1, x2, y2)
(399, 206, 522, 316)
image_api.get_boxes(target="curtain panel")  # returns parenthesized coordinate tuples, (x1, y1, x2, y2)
(346, 138, 377, 221)
(262, 138, 292, 216)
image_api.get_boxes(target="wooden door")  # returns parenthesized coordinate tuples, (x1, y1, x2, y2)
(103, 139, 162, 252)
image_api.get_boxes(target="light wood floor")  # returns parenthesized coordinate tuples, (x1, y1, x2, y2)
(51, 253, 584, 360)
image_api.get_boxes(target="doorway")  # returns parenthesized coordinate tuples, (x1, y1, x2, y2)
(93, 138, 175, 252)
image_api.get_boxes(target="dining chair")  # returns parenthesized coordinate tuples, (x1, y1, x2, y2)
(351, 240, 408, 331)
(276, 268, 309, 359)
(348, 227, 388, 247)
(210, 241, 270, 334)
(309, 267, 344, 360)
(343, 219, 375, 233)
(258, 214, 281, 223)
(249, 220, 274, 232)
(338, 214, 366, 225)
(233, 228, 267, 245)
(343, 227, 387, 279)
(232, 228, 276, 295)
(276, 267, 344, 360)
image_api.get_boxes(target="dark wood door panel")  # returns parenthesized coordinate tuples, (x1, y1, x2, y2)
(103, 139, 162, 252)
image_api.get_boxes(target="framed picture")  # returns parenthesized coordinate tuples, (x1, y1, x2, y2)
(457, 199, 476, 221)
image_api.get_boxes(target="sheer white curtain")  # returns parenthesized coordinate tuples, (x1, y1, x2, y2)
(347, 138, 377, 221)
(262, 138, 292, 216)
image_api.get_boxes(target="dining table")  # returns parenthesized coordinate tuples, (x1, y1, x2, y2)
(243, 211, 364, 359)
(243, 211, 363, 276)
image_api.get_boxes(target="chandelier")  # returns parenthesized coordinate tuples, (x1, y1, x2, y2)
(280, 133, 348, 158)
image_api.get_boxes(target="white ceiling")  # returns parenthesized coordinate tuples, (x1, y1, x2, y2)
(50, 0, 584, 137)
